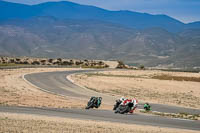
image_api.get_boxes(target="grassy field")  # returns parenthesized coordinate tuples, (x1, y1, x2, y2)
(152, 74, 200, 82)
(86, 73, 200, 82)
(0, 63, 27, 67)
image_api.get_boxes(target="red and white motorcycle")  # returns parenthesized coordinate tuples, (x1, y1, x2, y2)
(114, 98, 138, 114)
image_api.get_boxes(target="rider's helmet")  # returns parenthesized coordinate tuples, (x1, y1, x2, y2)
(132, 98, 138, 106)
(97, 97, 102, 106)
(120, 97, 125, 101)
(98, 97, 102, 101)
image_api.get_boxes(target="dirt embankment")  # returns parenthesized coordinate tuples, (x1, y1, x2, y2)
(71, 70, 200, 109)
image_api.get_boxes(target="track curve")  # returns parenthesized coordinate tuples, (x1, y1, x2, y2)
(1, 69, 200, 131)
(24, 70, 200, 114)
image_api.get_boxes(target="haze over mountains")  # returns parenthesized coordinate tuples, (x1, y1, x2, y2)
(0, 0, 200, 68)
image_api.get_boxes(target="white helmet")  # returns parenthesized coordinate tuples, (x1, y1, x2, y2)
(120, 97, 125, 101)
(132, 98, 138, 105)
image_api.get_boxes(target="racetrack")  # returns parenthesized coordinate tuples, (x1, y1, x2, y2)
(1, 69, 200, 130)
(0, 106, 200, 131)
(24, 70, 200, 114)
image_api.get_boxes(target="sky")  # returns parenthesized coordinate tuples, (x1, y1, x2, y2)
(3, 0, 200, 23)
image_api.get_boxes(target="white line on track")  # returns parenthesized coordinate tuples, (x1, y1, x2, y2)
(22, 73, 85, 101)
(22, 72, 197, 122)
(172, 118, 195, 122)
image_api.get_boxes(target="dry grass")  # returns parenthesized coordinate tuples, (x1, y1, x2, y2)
(0, 69, 199, 132)
(86, 73, 200, 82)
(0, 68, 88, 109)
(0, 113, 198, 133)
(71, 70, 200, 109)
(0, 63, 25, 67)
(152, 74, 200, 82)
(140, 110, 200, 120)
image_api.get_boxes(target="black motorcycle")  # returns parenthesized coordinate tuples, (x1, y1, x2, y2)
(113, 99, 122, 110)
(115, 102, 134, 114)
(85, 97, 102, 109)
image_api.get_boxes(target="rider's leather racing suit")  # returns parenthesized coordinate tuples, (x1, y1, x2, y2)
(122, 98, 138, 113)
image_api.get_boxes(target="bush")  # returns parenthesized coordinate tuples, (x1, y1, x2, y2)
(139, 65, 145, 70)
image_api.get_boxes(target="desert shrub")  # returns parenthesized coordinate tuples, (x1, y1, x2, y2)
(139, 65, 145, 70)
(48, 59, 54, 63)
(57, 58, 62, 62)
(32, 61, 40, 65)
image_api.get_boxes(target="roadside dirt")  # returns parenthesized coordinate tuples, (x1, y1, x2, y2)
(0, 68, 199, 132)
(0, 68, 90, 109)
(0, 112, 198, 133)
(71, 70, 200, 109)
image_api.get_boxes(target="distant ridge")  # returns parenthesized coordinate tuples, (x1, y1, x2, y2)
(1, 0, 199, 32)
(0, 16, 200, 68)
(0, 1, 200, 68)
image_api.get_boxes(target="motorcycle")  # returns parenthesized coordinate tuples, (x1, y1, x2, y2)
(144, 103, 151, 111)
(115, 102, 134, 114)
(85, 97, 102, 109)
(113, 99, 122, 110)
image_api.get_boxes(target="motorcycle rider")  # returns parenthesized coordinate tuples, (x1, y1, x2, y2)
(113, 97, 127, 110)
(85, 96, 102, 109)
(121, 98, 138, 113)
(120, 97, 126, 102)
(129, 98, 138, 113)
(92, 97, 102, 108)
(144, 102, 151, 111)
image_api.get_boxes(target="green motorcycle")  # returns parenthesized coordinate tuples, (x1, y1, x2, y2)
(85, 97, 102, 109)
(144, 103, 151, 111)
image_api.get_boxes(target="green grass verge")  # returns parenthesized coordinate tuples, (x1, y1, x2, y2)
(152, 74, 200, 82)
(0, 63, 26, 66)
(85, 73, 146, 78)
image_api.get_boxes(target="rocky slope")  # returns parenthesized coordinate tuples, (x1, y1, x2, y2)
(0, 17, 200, 68)
(0, 1, 200, 68)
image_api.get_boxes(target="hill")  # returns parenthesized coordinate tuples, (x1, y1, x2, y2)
(0, 17, 200, 68)
(0, 0, 195, 32)
(0, 1, 200, 68)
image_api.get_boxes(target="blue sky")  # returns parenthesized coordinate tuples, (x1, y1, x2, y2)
(3, 0, 200, 23)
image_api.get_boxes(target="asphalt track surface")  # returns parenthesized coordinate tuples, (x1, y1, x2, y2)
(0, 70, 200, 131)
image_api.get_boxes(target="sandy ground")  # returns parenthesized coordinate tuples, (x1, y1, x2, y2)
(0, 68, 199, 132)
(0, 68, 90, 109)
(71, 70, 200, 109)
(0, 112, 198, 133)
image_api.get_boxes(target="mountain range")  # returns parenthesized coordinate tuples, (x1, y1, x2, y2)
(0, 0, 200, 68)
(1, 0, 200, 32)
